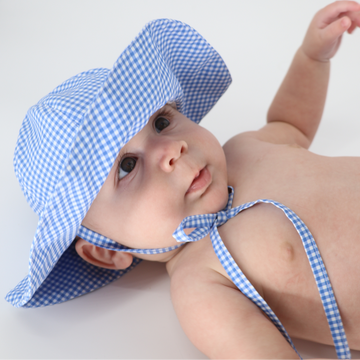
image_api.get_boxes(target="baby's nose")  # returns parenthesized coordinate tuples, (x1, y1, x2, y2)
(157, 139, 188, 172)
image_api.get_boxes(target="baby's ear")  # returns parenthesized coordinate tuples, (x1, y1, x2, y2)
(75, 238, 133, 270)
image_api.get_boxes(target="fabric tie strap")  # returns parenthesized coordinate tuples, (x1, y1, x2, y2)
(173, 187, 351, 359)
(79, 186, 350, 359)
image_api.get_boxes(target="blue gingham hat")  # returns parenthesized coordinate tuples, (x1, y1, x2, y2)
(6, 19, 231, 308)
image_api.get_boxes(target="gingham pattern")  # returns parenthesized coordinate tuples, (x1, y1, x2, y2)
(173, 187, 351, 359)
(6, 18, 231, 308)
(78, 225, 185, 255)
(19, 242, 142, 308)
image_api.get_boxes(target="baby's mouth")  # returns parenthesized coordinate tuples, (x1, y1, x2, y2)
(186, 167, 211, 195)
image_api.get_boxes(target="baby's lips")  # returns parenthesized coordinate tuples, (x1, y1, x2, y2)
(186, 167, 211, 195)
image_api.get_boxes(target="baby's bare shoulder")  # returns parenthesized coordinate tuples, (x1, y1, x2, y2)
(168, 241, 298, 358)
(223, 121, 311, 155)
(223, 122, 312, 189)
(168, 237, 231, 289)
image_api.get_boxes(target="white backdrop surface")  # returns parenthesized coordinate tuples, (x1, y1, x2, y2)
(1, 0, 360, 358)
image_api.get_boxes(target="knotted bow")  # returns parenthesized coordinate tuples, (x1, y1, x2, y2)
(172, 187, 235, 243)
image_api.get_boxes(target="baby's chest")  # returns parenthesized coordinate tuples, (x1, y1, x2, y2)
(213, 196, 360, 345)
(219, 143, 360, 343)
(217, 202, 319, 302)
(217, 201, 339, 341)
(225, 146, 360, 298)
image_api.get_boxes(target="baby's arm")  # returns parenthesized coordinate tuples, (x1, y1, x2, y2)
(266, 1, 360, 146)
(170, 265, 299, 359)
(171, 258, 360, 360)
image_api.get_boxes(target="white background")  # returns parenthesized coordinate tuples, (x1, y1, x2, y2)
(1, 0, 360, 358)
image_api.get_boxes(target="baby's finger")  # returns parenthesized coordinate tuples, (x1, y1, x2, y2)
(319, 1, 360, 28)
(347, 20, 357, 33)
(343, 10, 360, 26)
(341, 10, 360, 33)
(321, 15, 351, 41)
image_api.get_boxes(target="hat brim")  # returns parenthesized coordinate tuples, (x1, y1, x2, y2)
(15, 242, 142, 308)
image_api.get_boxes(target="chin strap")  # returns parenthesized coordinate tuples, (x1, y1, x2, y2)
(77, 225, 185, 255)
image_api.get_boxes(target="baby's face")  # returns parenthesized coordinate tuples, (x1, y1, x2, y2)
(82, 105, 228, 260)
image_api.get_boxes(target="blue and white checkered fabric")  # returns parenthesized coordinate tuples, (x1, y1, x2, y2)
(78, 225, 185, 255)
(173, 187, 351, 359)
(6, 19, 231, 308)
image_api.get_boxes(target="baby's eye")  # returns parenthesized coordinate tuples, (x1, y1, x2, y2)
(118, 157, 137, 179)
(154, 116, 170, 133)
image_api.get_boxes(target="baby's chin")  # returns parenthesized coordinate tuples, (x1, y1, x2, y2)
(199, 183, 229, 215)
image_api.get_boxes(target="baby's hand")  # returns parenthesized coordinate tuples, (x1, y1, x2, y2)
(301, 1, 360, 62)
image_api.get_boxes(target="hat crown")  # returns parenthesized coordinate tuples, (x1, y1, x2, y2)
(13, 69, 109, 215)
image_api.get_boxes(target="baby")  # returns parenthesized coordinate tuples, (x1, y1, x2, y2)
(6, 1, 360, 359)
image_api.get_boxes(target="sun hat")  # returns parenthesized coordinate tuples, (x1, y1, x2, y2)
(6, 18, 231, 308)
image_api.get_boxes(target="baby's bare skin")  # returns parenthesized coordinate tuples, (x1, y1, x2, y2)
(167, 132, 360, 356)
(224, 135, 360, 349)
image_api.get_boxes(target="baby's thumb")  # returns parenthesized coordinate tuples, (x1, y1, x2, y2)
(323, 16, 351, 41)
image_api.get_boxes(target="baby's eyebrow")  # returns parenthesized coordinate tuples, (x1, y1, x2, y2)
(152, 104, 175, 120)
(151, 106, 167, 119)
